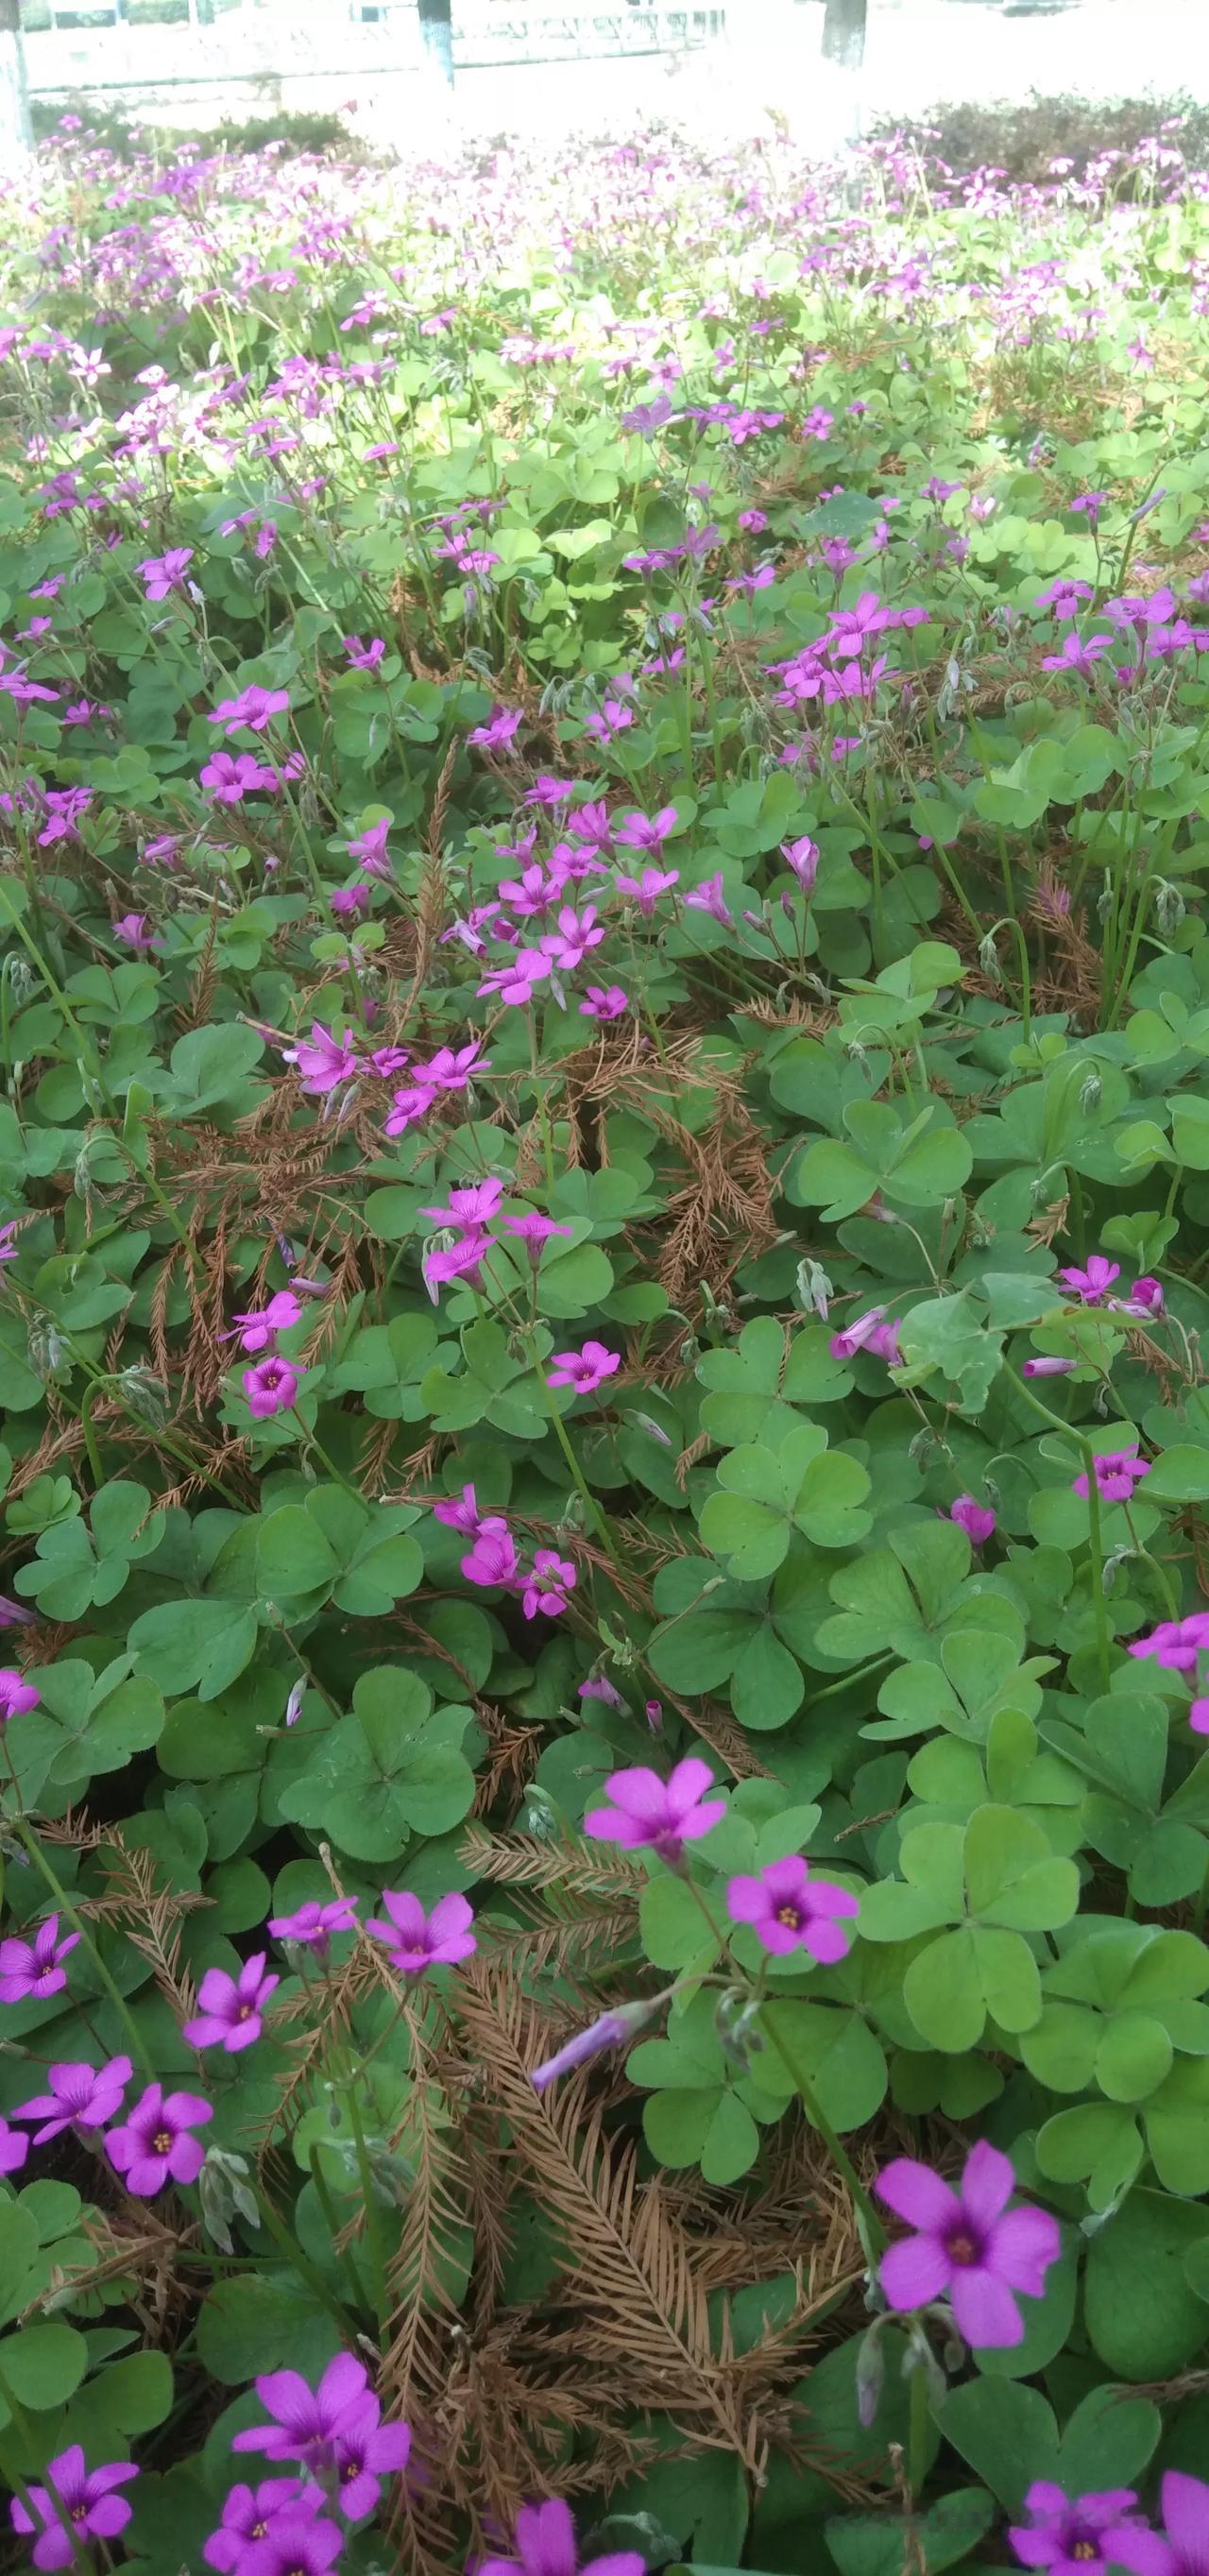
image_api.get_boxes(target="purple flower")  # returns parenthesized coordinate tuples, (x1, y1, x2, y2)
(138, 546, 194, 598)
(0, 2117, 28, 2175)
(281, 1022, 358, 1096)
(547, 1340, 621, 1395)
(684, 871, 734, 927)
(479, 2498, 643, 2576)
(578, 1675, 626, 1710)
(112, 911, 162, 953)
(1128, 1274, 1165, 1315)
(877, 2140, 1061, 2347)
(782, 834, 820, 889)
(105, 2081, 213, 2196)
(202, 2478, 325, 2574)
(462, 1519, 519, 1589)
(366, 1889, 477, 1976)
(1130, 1612, 1209, 1672)
(0, 1667, 38, 1720)
(0, 1914, 80, 2005)
(233, 2353, 377, 2466)
(201, 750, 275, 803)
(614, 805, 678, 855)
(13, 2055, 131, 2142)
(267, 1898, 358, 1955)
(344, 634, 385, 672)
(585, 1757, 726, 1863)
(726, 1854, 860, 1962)
(1042, 630, 1109, 675)
(1009, 2483, 1173, 2576)
(422, 1179, 504, 1228)
(433, 1482, 485, 1537)
(1023, 1356, 1076, 1377)
(10, 2447, 139, 2570)
(1159, 2469, 1209, 2576)
(236, 2509, 345, 2576)
(329, 2401, 411, 2520)
(244, 1356, 299, 1420)
(580, 985, 629, 1020)
(423, 1231, 496, 1299)
(521, 1550, 577, 1619)
(615, 864, 679, 915)
(1058, 1254, 1120, 1305)
(532, 2006, 645, 2091)
(1071, 490, 1108, 524)
(502, 1210, 574, 1265)
(828, 1305, 901, 1364)
(468, 704, 523, 753)
(949, 1495, 996, 1545)
(209, 685, 291, 736)
(220, 1290, 306, 1354)
(1073, 1449, 1150, 1502)
(182, 1953, 280, 2053)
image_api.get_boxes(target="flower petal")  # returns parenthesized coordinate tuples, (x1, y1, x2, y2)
(958, 2139, 1017, 2229)
(949, 2265, 1023, 2348)
(986, 2204, 1061, 2295)
(876, 2157, 960, 2231)
(878, 2234, 950, 2312)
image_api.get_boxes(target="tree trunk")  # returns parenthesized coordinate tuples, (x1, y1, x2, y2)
(0, 0, 32, 165)
(821, 0, 867, 73)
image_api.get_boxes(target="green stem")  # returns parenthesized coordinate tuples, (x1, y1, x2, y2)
(12, 1819, 156, 2078)
(0, 2395, 94, 2573)
(534, 1353, 622, 1568)
(758, 2002, 884, 2264)
(1000, 1363, 1113, 1687)
(908, 2351, 930, 2506)
(343, 2074, 389, 2333)
(307, 2136, 372, 2315)
(252, 2178, 360, 2337)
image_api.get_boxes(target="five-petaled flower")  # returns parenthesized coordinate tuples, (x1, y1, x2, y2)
(547, 1339, 621, 1395)
(13, 2054, 131, 2141)
(366, 1889, 477, 1975)
(726, 1854, 860, 1962)
(0, 1912, 80, 2005)
(478, 2496, 643, 2576)
(1073, 1449, 1150, 1502)
(877, 2140, 1061, 2347)
(183, 1953, 281, 2053)
(105, 2081, 213, 2197)
(1008, 2482, 1174, 2576)
(586, 1758, 726, 1864)
(9, 2446, 139, 2571)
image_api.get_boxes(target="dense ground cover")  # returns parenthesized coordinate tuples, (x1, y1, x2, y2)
(4, 107, 1209, 2576)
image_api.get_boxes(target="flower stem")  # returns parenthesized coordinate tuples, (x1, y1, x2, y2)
(251, 2176, 360, 2338)
(908, 2348, 930, 2505)
(758, 2001, 885, 2266)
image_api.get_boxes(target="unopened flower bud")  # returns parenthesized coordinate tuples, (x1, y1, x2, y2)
(198, 2146, 259, 2253)
(978, 932, 1001, 981)
(796, 1256, 832, 1320)
(117, 1365, 169, 1427)
(1079, 1074, 1102, 1112)
(715, 1988, 766, 2073)
(856, 2320, 887, 2428)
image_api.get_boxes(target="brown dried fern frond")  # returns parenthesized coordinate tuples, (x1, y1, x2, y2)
(459, 1822, 643, 1899)
(454, 1959, 767, 2467)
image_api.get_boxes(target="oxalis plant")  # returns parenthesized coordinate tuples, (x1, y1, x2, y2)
(6, 99, 1209, 2576)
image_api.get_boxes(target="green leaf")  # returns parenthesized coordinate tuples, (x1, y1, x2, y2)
(936, 2377, 1059, 2511)
(278, 1665, 475, 1860)
(1084, 2189, 1209, 2378)
(196, 2274, 342, 2384)
(127, 1598, 258, 1700)
(0, 2320, 88, 2408)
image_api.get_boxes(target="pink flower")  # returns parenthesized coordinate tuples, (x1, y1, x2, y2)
(383, 1084, 433, 1137)
(423, 1179, 504, 1229)
(331, 881, 372, 920)
(0, 1914, 80, 2005)
(112, 912, 162, 953)
(221, 1290, 305, 1353)
(10, 2447, 139, 2570)
(541, 904, 606, 972)
(585, 1757, 726, 1862)
(532, 2006, 647, 2092)
(684, 872, 734, 927)
(726, 1854, 860, 1962)
(243, 1356, 299, 1419)
(281, 1022, 358, 1095)
(14, 2055, 132, 2142)
(0, 2118, 27, 2175)
(1042, 630, 1110, 675)
(267, 1898, 358, 1954)
(202, 2480, 332, 2575)
(182, 1953, 280, 2053)
(105, 2081, 212, 2196)
(414, 1040, 490, 1092)
(201, 749, 274, 804)
(479, 2498, 641, 2576)
(433, 1482, 485, 1536)
(1073, 1449, 1150, 1502)
(477, 950, 551, 1007)
(782, 834, 820, 888)
(138, 546, 194, 599)
(580, 985, 629, 1020)
(502, 1210, 574, 1264)
(1023, 1356, 1076, 1378)
(0, 1668, 39, 1719)
(366, 1889, 476, 1975)
(547, 1339, 621, 1395)
(1009, 2483, 1173, 2576)
(344, 634, 385, 672)
(1130, 1612, 1209, 1672)
(209, 684, 291, 735)
(877, 2140, 1061, 2347)
(1057, 1254, 1120, 1305)
(615, 865, 679, 916)
(949, 1495, 996, 1545)
(521, 1550, 577, 1618)
(1159, 2468, 1209, 2576)
(462, 1519, 519, 1589)
(468, 704, 523, 753)
(829, 1306, 891, 1361)
(349, 815, 392, 875)
(614, 805, 678, 855)
(1128, 1275, 1165, 1315)
(423, 1232, 495, 1298)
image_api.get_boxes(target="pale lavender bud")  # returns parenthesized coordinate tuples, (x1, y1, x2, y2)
(531, 1996, 664, 2092)
(1022, 1356, 1077, 1377)
(284, 1679, 305, 1727)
